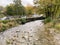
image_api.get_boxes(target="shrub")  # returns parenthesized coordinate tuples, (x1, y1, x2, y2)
(20, 18, 27, 24)
(7, 22, 16, 28)
(0, 23, 9, 32)
(0, 18, 27, 32)
(44, 17, 52, 24)
(0, 20, 19, 32)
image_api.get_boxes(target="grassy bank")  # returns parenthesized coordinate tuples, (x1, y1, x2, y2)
(0, 18, 27, 32)
(44, 18, 60, 33)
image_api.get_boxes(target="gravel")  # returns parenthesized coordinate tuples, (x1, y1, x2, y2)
(0, 20, 60, 45)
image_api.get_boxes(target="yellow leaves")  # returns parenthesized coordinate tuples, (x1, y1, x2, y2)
(25, 4, 34, 15)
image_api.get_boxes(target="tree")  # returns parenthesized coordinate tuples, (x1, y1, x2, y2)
(0, 6, 4, 14)
(25, 4, 34, 16)
(34, 0, 60, 19)
(5, 0, 26, 16)
(13, 0, 26, 16)
(5, 4, 15, 15)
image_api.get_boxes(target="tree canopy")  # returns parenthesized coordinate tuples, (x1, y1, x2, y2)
(5, 0, 26, 16)
(34, 0, 60, 19)
(13, 0, 26, 16)
(25, 4, 34, 16)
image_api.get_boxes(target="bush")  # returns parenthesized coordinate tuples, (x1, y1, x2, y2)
(7, 22, 17, 28)
(1, 24, 7, 31)
(0, 20, 10, 24)
(44, 17, 52, 24)
(0, 23, 9, 32)
(0, 20, 18, 32)
(0, 18, 27, 32)
(20, 18, 27, 24)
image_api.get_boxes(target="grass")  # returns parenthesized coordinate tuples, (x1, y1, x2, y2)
(0, 18, 27, 32)
(55, 23, 60, 30)
(44, 18, 60, 33)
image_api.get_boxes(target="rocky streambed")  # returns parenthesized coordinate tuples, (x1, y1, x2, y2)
(0, 20, 60, 45)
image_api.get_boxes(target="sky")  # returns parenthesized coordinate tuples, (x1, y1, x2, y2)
(0, 0, 34, 6)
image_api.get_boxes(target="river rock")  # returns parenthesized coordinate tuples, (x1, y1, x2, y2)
(0, 20, 60, 45)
